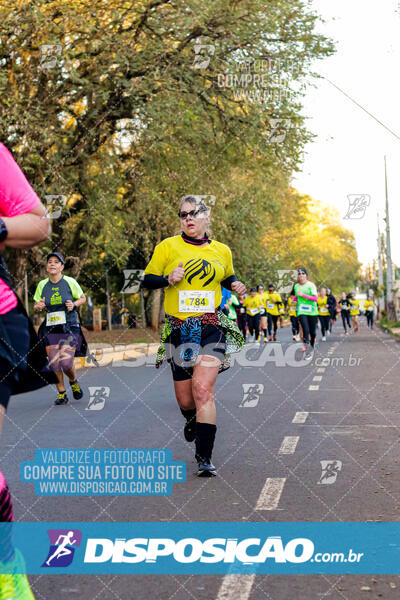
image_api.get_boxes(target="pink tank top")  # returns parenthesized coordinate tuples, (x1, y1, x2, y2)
(0, 144, 40, 314)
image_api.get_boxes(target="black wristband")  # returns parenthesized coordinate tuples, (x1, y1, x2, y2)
(0, 218, 8, 242)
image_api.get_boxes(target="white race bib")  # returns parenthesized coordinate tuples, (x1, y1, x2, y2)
(267, 303, 274, 309)
(46, 311, 66, 326)
(178, 290, 215, 313)
(249, 308, 258, 315)
(240, 307, 245, 314)
(299, 303, 312, 313)
(319, 307, 329, 314)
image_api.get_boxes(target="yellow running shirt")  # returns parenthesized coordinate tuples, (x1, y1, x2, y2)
(265, 292, 282, 316)
(350, 298, 360, 317)
(243, 294, 263, 316)
(364, 300, 373, 312)
(259, 291, 270, 311)
(287, 296, 297, 317)
(144, 235, 235, 319)
(317, 296, 329, 316)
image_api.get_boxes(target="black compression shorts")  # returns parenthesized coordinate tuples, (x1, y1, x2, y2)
(167, 325, 226, 381)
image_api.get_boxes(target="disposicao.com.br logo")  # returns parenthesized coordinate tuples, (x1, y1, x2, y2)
(82, 536, 363, 566)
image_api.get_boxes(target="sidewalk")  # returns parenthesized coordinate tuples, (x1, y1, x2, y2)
(378, 320, 400, 339)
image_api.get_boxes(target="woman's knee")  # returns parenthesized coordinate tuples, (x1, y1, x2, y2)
(192, 379, 214, 406)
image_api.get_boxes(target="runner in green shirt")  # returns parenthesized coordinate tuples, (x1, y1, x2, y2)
(291, 267, 318, 360)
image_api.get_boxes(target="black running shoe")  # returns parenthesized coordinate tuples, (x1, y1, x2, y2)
(70, 380, 83, 400)
(54, 391, 69, 405)
(196, 456, 216, 477)
(184, 419, 196, 442)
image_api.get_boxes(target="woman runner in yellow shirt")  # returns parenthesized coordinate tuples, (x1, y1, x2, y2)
(243, 288, 263, 342)
(266, 284, 283, 341)
(287, 295, 300, 341)
(349, 292, 360, 333)
(142, 196, 246, 477)
(317, 287, 330, 341)
(256, 284, 269, 342)
(364, 297, 374, 329)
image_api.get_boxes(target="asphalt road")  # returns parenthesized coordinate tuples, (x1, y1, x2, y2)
(3, 316, 400, 599)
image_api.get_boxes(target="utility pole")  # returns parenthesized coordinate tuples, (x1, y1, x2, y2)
(384, 156, 396, 320)
(377, 213, 384, 315)
(105, 268, 112, 331)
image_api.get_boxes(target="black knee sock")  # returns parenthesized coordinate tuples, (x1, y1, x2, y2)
(180, 407, 196, 422)
(263, 329, 267, 337)
(195, 422, 217, 461)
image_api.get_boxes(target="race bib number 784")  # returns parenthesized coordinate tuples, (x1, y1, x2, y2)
(179, 290, 215, 313)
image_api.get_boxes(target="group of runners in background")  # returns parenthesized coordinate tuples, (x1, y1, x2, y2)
(222, 281, 375, 349)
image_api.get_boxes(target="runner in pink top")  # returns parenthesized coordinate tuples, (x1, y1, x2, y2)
(0, 144, 51, 597)
(0, 143, 41, 314)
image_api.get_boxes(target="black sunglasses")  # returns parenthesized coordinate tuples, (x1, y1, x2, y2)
(178, 209, 206, 219)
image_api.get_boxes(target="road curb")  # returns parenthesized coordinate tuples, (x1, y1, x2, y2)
(74, 342, 159, 370)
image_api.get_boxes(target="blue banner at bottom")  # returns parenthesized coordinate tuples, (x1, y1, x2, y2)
(1, 522, 400, 574)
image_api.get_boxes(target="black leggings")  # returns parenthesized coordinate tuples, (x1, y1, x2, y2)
(246, 315, 260, 337)
(319, 315, 330, 336)
(290, 316, 299, 336)
(366, 311, 373, 327)
(341, 310, 351, 332)
(237, 315, 247, 338)
(267, 313, 279, 335)
(298, 315, 318, 347)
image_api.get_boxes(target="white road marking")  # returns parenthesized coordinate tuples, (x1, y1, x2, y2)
(216, 575, 256, 600)
(255, 477, 286, 510)
(292, 411, 309, 423)
(313, 376, 322, 382)
(317, 367, 326, 373)
(278, 436, 299, 454)
(308, 385, 319, 391)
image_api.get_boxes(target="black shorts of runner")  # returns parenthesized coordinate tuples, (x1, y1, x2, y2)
(167, 325, 226, 381)
(40, 324, 82, 350)
(0, 307, 30, 409)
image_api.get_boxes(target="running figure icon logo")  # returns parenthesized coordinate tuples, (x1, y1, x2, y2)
(86, 386, 110, 410)
(317, 460, 342, 485)
(267, 118, 289, 144)
(39, 44, 62, 69)
(344, 194, 370, 219)
(120, 269, 144, 294)
(42, 529, 82, 567)
(192, 44, 215, 69)
(44, 194, 67, 219)
(277, 269, 297, 294)
(239, 384, 264, 408)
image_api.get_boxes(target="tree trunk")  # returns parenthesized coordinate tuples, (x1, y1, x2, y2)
(150, 288, 161, 331)
(4, 248, 28, 297)
(387, 300, 397, 322)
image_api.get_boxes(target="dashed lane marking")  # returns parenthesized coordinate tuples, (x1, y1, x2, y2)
(255, 477, 286, 511)
(216, 574, 256, 600)
(292, 411, 309, 423)
(278, 436, 299, 454)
